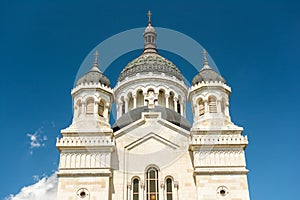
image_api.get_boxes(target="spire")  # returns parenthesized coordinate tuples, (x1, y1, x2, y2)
(143, 10, 157, 53)
(202, 48, 211, 69)
(94, 50, 99, 66)
(91, 50, 101, 72)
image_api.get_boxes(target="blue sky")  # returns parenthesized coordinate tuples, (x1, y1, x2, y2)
(0, 0, 299, 199)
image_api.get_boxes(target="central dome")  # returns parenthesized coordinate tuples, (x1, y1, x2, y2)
(117, 13, 183, 82)
(118, 52, 184, 82)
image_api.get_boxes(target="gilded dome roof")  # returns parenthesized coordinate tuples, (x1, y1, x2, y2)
(118, 52, 184, 82)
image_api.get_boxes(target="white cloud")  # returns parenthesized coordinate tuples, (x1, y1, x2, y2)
(5, 173, 58, 200)
(27, 127, 48, 154)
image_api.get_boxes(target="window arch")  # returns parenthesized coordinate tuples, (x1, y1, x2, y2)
(136, 90, 144, 107)
(128, 94, 134, 110)
(146, 167, 159, 200)
(198, 98, 205, 116)
(132, 178, 139, 200)
(98, 100, 105, 117)
(166, 178, 173, 200)
(158, 89, 166, 107)
(168, 92, 174, 110)
(208, 96, 217, 113)
(86, 98, 94, 114)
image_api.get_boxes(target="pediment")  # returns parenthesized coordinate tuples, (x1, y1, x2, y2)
(125, 132, 180, 152)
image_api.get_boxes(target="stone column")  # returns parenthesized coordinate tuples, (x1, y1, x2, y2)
(124, 97, 129, 113)
(94, 100, 99, 116)
(225, 101, 230, 116)
(165, 94, 169, 108)
(127, 183, 131, 200)
(174, 181, 179, 200)
(160, 181, 165, 200)
(104, 103, 109, 121)
(82, 102, 86, 115)
(180, 101, 184, 116)
(133, 94, 137, 108)
(204, 100, 208, 114)
(174, 97, 178, 112)
(217, 100, 221, 113)
(118, 101, 123, 119)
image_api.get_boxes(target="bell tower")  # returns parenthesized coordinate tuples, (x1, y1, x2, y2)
(56, 51, 115, 200)
(188, 49, 250, 200)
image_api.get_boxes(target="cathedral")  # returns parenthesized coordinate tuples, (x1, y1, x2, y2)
(56, 12, 250, 200)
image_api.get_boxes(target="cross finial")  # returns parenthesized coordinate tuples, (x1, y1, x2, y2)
(94, 50, 99, 65)
(147, 10, 152, 24)
(203, 48, 209, 66)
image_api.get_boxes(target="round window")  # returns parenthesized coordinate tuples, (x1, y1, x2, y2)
(77, 188, 89, 199)
(217, 186, 229, 197)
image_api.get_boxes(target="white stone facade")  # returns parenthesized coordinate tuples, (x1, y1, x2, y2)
(56, 13, 250, 200)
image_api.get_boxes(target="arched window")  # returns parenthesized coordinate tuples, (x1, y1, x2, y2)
(208, 96, 217, 113)
(198, 98, 205, 116)
(132, 178, 139, 200)
(158, 90, 166, 107)
(98, 100, 105, 117)
(86, 98, 94, 114)
(128, 95, 134, 110)
(146, 167, 159, 200)
(169, 92, 174, 110)
(121, 100, 125, 115)
(166, 178, 173, 200)
(137, 90, 144, 107)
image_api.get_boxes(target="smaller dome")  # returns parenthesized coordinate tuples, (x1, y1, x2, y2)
(76, 66, 110, 87)
(76, 51, 110, 87)
(192, 66, 226, 85)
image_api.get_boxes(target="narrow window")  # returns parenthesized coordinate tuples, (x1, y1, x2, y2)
(208, 96, 217, 113)
(146, 167, 159, 200)
(177, 101, 181, 114)
(169, 93, 174, 110)
(166, 178, 173, 200)
(137, 90, 144, 107)
(121, 101, 125, 115)
(98, 100, 104, 117)
(198, 98, 205, 116)
(86, 99, 94, 114)
(133, 178, 139, 200)
(158, 90, 166, 107)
